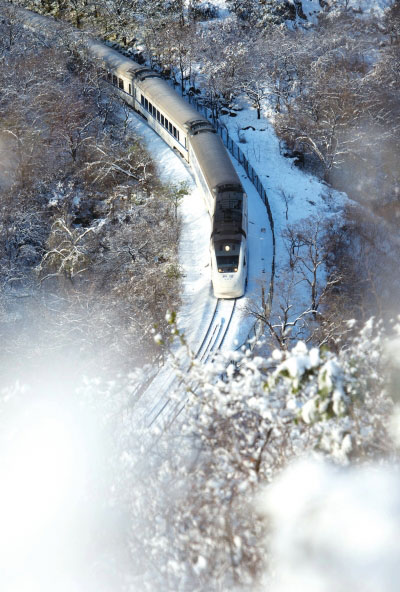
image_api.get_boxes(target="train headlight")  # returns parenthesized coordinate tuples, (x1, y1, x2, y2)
(234, 267, 238, 272)
(218, 268, 223, 273)
(224, 245, 230, 252)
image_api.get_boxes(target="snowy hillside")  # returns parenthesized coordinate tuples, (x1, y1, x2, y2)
(1, 3, 400, 592)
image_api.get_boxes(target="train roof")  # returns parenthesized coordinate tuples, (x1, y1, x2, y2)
(190, 132, 243, 193)
(16, 7, 207, 129)
(86, 39, 143, 79)
(86, 40, 208, 129)
(137, 76, 208, 129)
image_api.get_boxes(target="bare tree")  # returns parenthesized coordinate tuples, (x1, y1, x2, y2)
(279, 188, 294, 221)
(247, 215, 342, 349)
(0, 2, 22, 52)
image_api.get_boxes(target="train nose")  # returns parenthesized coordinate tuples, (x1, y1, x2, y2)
(214, 274, 245, 298)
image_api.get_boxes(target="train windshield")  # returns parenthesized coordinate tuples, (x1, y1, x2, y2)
(216, 255, 239, 273)
(215, 238, 240, 273)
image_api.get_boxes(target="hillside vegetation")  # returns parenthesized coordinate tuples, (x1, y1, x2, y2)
(0, 8, 182, 373)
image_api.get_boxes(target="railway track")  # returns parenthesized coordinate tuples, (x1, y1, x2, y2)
(146, 297, 237, 429)
(196, 298, 236, 363)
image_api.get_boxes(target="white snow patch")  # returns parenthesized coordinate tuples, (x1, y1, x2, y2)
(260, 458, 400, 592)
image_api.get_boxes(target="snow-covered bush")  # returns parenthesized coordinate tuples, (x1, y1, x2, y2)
(100, 317, 393, 590)
(0, 318, 396, 591)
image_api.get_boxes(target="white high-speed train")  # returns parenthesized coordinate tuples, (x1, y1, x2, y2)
(18, 7, 248, 298)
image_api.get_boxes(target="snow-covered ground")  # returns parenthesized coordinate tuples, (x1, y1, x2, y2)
(202, 0, 394, 26)
(323, 0, 394, 18)
(117, 0, 389, 421)
(219, 106, 347, 271)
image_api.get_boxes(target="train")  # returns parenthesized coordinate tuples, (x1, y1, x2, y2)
(17, 7, 248, 298)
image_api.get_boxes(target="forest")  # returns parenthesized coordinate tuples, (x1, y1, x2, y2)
(0, 6, 184, 376)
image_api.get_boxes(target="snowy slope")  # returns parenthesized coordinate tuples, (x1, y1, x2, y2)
(207, 0, 394, 25)
(323, 0, 394, 17)
(219, 106, 347, 304)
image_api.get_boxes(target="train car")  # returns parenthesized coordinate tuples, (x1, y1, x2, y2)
(87, 39, 142, 104)
(133, 73, 207, 161)
(92, 41, 248, 297)
(17, 6, 248, 298)
(189, 130, 248, 298)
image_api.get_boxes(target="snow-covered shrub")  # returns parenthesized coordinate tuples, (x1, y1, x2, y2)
(114, 317, 392, 590)
(0, 318, 396, 591)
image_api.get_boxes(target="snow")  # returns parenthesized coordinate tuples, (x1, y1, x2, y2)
(326, 0, 394, 17)
(292, 0, 324, 25)
(260, 458, 400, 592)
(6, 8, 397, 591)
(123, 101, 277, 432)
(289, 0, 393, 26)
(201, 0, 230, 19)
(126, 112, 217, 348)
(204, 0, 394, 29)
(274, 341, 320, 387)
(122, 63, 352, 429)
(218, 105, 347, 321)
(220, 108, 346, 240)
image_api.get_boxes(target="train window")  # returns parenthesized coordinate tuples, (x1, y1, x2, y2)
(172, 126, 177, 138)
(129, 83, 132, 95)
(161, 115, 165, 126)
(216, 255, 239, 273)
(144, 98, 149, 110)
(112, 75, 117, 86)
(107, 72, 112, 81)
(118, 78, 124, 90)
(141, 94, 145, 106)
(156, 110, 160, 122)
(165, 118, 169, 130)
(169, 122, 173, 134)
(177, 130, 180, 142)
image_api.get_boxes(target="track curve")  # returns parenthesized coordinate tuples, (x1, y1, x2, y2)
(146, 297, 237, 428)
